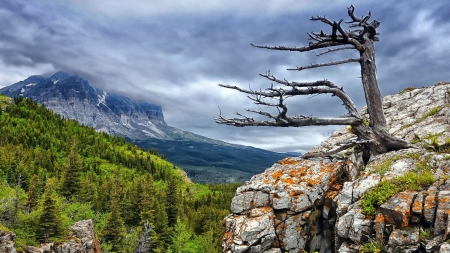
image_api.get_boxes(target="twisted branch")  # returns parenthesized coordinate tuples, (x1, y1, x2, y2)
(216, 76, 362, 127)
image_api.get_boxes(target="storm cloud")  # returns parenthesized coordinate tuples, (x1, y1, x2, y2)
(1, 0, 449, 153)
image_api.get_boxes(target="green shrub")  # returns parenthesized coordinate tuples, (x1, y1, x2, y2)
(361, 170, 434, 216)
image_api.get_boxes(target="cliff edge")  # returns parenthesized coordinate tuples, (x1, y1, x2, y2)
(223, 83, 450, 253)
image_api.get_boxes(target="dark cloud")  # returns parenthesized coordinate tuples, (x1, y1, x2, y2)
(0, 0, 449, 153)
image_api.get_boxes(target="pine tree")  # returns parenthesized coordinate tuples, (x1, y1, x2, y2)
(153, 195, 170, 252)
(168, 218, 192, 253)
(140, 174, 156, 224)
(37, 178, 61, 242)
(166, 176, 179, 229)
(60, 141, 83, 200)
(101, 173, 126, 252)
(25, 174, 40, 213)
(123, 177, 142, 226)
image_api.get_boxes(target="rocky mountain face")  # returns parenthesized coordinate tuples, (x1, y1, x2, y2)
(223, 83, 450, 252)
(1, 219, 100, 253)
(0, 71, 172, 140)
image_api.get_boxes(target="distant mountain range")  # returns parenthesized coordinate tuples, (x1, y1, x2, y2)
(0, 71, 294, 183)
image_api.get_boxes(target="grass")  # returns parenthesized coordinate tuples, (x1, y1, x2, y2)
(411, 134, 421, 144)
(361, 153, 434, 216)
(371, 159, 393, 177)
(420, 229, 431, 241)
(416, 106, 444, 123)
(421, 132, 450, 153)
(361, 239, 384, 253)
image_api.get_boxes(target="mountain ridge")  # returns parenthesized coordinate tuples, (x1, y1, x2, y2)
(0, 71, 291, 183)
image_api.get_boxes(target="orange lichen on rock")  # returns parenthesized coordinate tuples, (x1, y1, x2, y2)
(424, 195, 435, 209)
(412, 200, 422, 212)
(223, 231, 234, 245)
(278, 158, 302, 165)
(290, 189, 304, 197)
(271, 170, 283, 180)
(282, 177, 295, 184)
(326, 189, 340, 199)
(288, 167, 308, 178)
(375, 213, 384, 223)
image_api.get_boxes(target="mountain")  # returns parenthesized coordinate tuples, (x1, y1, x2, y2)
(0, 71, 289, 183)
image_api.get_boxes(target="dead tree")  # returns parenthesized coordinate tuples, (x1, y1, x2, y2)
(215, 5, 410, 160)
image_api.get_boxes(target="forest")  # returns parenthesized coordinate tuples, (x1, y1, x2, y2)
(0, 94, 240, 252)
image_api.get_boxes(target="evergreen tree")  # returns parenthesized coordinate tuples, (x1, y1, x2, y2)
(37, 178, 61, 242)
(168, 218, 191, 253)
(101, 173, 126, 252)
(153, 196, 170, 252)
(139, 174, 156, 224)
(166, 176, 179, 229)
(60, 141, 83, 200)
(25, 174, 40, 213)
(123, 177, 142, 226)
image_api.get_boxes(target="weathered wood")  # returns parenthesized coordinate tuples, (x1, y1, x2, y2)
(216, 6, 410, 160)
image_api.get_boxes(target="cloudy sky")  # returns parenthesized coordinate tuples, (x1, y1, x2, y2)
(0, 0, 449, 153)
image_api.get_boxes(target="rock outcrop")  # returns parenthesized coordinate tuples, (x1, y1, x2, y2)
(1, 219, 100, 253)
(223, 83, 450, 253)
(0, 228, 17, 253)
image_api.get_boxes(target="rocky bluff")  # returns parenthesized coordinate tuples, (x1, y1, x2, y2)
(0, 71, 167, 140)
(223, 83, 450, 253)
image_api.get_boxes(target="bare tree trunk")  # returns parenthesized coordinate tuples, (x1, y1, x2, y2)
(359, 40, 386, 131)
(216, 5, 411, 161)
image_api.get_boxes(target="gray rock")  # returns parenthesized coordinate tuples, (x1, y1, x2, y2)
(337, 203, 373, 244)
(338, 242, 359, 253)
(386, 227, 420, 253)
(440, 242, 450, 253)
(231, 191, 255, 214)
(434, 191, 450, 236)
(378, 190, 417, 228)
(0, 228, 17, 253)
(424, 182, 439, 225)
(411, 193, 424, 223)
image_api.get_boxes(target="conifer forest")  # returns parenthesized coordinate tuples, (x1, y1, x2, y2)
(0, 95, 240, 252)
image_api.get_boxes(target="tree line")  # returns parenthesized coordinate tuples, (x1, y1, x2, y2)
(0, 96, 240, 252)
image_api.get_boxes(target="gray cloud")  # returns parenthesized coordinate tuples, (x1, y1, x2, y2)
(0, 0, 449, 153)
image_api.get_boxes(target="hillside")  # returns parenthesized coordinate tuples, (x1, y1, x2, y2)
(0, 72, 290, 183)
(0, 96, 239, 252)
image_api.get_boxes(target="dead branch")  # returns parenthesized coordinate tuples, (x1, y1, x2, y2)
(216, 5, 410, 160)
(287, 58, 361, 71)
(313, 46, 354, 56)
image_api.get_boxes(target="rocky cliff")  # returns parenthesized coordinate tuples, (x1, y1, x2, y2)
(223, 82, 450, 253)
(0, 71, 172, 140)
